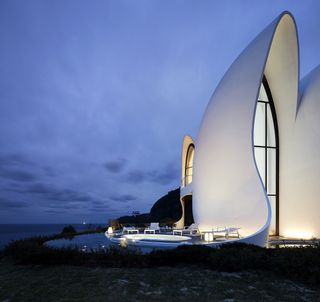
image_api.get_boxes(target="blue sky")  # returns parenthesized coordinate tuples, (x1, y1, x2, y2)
(0, 0, 319, 223)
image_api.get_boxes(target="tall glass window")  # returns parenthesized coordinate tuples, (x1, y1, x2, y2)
(185, 144, 194, 186)
(253, 77, 279, 235)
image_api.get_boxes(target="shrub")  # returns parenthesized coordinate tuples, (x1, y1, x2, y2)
(3, 236, 320, 285)
(61, 225, 76, 235)
(108, 219, 120, 230)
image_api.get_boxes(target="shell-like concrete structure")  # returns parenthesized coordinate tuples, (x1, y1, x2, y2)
(179, 12, 320, 246)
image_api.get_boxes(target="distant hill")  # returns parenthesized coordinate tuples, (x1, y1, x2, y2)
(149, 188, 182, 223)
(117, 188, 182, 226)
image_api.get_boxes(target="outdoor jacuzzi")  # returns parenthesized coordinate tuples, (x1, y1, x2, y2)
(108, 233, 192, 248)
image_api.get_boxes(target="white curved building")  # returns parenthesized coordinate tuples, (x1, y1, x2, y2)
(178, 11, 320, 247)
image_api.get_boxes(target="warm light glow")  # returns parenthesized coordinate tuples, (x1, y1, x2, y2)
(204, 232, 214, 242)
(107, 227, 113, 234)
(185, 145, 194, 186)
(282, 230, 314, 239)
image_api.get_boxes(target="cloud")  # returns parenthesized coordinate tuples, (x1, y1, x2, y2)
(0, 198, 28, 208)
(146, 163, 180, 185)
(45, 201, 112, 213)
(125, 169, 146, 184)
(124, 163, 180, 185)
(0, 154, 33, 168)
(0, 169, 36, 182)
(42, 166, 55, 177)
(88, 205, 112, 212)
(109, 194, 137, 202)
(23, 183, 53, 194)
(44, 209, 63, 214)
(0, 154, 37, 182)
(47, 203, 86, 210)
(47, 189, 91, 202)
(5, 182, 92, 203)
(104, 158, 127, 173)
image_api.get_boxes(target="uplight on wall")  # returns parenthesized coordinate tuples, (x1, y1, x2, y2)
(107, 226, 113, 234)
(282, 230, 314, 239)
(204, 232, 214, 242)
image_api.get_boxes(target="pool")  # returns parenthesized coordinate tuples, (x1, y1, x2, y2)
(46, 233, 110, 251)
(111, 233, 193, 248)
(45, 232, 192, 252)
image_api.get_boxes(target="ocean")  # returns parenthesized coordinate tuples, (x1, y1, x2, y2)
(0, 224, 104, 250)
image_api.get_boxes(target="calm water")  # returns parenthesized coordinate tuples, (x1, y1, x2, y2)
(1, 225, 172, 252)
(46, 234, 156, 253)
(46, 233, 110, 250)
(0, 224, 104, 250)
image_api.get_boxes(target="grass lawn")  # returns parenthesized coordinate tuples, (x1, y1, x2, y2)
(0, 259, 319, 301)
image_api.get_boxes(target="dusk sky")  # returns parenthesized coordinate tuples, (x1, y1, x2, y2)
(0, 0, 319, 224)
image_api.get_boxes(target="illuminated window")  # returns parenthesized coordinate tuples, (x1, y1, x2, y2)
(185, 144, 194, 186)
(254, 77, 279, 235)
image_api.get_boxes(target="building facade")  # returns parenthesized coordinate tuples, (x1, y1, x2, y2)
(177, 12, 320, 246)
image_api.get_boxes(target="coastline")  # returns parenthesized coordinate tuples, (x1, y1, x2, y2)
(0, 224, 104, 250)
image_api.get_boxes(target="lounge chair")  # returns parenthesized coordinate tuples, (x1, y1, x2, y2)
(122, 226, 139, 234)
(144, 222, 160, 234)
(225, 227, 241, 239)
(173, 223, 199, 235)
(208, 227, 241, 240)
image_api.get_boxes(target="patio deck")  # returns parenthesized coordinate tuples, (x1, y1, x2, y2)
(108, 230, 320, 248)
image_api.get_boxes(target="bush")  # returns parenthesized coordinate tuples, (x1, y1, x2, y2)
(3, 236, 320, 285)
(117, 213, 151, 227)
(61, 225, 76, 235)
(108, 219, 120, 230)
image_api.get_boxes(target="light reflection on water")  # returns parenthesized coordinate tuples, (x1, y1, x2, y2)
(46, 233, 110, 251)
(45, 233, 155, 253)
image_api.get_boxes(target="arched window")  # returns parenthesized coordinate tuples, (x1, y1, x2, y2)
(185, 144, 195, 186)
(253, 76, 279, 235)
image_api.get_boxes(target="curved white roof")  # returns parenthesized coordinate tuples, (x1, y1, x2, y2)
(192, 12, 299, 246)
